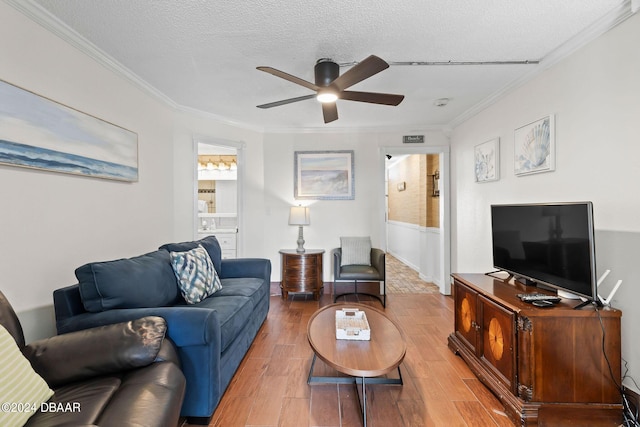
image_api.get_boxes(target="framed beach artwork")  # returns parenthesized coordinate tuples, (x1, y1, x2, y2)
(474, 138, 499, 183)
(0, 79, 138, 182)
(294, 150, 354, 200)
(514, 114, 555, 176)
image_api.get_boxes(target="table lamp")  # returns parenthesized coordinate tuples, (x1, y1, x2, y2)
(289, 205, 310, 253)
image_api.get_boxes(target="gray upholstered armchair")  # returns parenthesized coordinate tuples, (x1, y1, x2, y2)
(332, 245, 386, 307)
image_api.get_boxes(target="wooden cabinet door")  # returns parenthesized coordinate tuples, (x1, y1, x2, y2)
(479, 295, 517, 393)
(454, 281, 478, 354)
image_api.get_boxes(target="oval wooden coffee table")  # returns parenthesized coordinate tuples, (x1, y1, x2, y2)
(307, 303, 406, 427)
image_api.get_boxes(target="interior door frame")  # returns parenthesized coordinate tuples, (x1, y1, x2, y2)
(192, 135, 246, 256)
(379, 145, 451, 294)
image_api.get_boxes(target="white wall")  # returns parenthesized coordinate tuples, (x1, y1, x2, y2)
(450, 12, 640, 393)
(262, 130, 448, 281)
(0, 1, 175, 341)
(387, 221, 422, 269)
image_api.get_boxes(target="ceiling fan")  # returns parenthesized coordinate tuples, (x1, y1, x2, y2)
(256, 55, 404, 124)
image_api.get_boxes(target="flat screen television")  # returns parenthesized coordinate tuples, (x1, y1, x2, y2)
(490, 202, 597, 301)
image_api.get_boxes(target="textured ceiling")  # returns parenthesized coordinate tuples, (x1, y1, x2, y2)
(26, 0, 628, 131)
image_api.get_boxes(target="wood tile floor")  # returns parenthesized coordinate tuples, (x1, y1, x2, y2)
(188, 291, 516, 427)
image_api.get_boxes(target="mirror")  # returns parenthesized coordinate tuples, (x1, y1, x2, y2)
(197, 154, 237, 214)
(197, 144, 237, 215)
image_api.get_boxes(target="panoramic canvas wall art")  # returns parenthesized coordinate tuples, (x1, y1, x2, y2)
(0, 79, 138, 182)
(294, 150, 354, 200)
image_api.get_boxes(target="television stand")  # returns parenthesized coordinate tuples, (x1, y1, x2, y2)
(448, 273, 622, 426)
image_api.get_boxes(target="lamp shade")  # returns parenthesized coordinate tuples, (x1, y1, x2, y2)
(289, 206, 310, 226)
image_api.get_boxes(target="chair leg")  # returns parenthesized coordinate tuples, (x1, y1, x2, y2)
(332, 280, 336, 303)
(382, 280, 386, 307)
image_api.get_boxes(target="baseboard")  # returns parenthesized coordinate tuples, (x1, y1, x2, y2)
(387, 251, 419, 272)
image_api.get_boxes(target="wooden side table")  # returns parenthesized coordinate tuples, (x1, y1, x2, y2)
(279, 249, 324, 300)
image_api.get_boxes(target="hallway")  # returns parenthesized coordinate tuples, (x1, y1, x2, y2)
(386, 254, 439, 294)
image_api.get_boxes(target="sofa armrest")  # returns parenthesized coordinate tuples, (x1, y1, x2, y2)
(53, 284, 85, 322)
(332, 248, 342, 278)
(219, 258, 271, 282)
(55, 305, 220, 348)
(371, 248, 385, 277)
(23, 316, 166, 388)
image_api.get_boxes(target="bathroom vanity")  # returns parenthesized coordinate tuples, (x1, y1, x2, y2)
(197, 213, 237, 259)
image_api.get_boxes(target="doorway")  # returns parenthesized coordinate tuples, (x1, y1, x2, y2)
(193, 136, 245, 257)
(380, 146, 450, 294)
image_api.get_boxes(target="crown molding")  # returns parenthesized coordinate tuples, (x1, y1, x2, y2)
(7, 0, 634, 135)
(448, 0, 635, 128)
(175, 105, 265, 133)
(4, 0, 178, 108)
(261, 123, 450, 135)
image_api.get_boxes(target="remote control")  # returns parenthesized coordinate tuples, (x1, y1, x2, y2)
(517, 293, 561, 303)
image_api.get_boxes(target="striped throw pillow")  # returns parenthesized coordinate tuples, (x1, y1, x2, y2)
(170, 244, 222, 304)
(340, 236, 372, 266)
(0, 325, 54, 427)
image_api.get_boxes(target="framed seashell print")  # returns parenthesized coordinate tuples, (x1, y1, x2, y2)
(514, 114, 555, 176)
(474, 138, 499, 182)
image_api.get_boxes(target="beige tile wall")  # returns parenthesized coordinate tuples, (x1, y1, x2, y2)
(388, 154, 440, 228)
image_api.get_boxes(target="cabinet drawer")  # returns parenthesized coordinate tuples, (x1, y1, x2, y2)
(214, 233, 236, 249)
(221, 250, 236, 259)
(284, 255, 318, 269)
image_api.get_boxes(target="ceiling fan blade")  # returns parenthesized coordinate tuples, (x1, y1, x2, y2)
(257, 94, 316, 109)
(330, 55, 389, 91)
(322, 102, 338, 123)
(340, 91, 404, 106)
(256, 66, 319, 92)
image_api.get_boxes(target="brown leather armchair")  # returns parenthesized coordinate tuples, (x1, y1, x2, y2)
(332, 247, 386, 307)
(0, 291, 186, 427)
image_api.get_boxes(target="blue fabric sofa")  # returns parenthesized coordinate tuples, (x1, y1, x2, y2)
(52, 236, 271, 424)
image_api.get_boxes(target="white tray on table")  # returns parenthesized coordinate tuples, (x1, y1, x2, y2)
(335, 308, 371, 341)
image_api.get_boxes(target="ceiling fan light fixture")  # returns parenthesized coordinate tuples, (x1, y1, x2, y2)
(317, 92, 338, 103)
(257, 55, 403, 123)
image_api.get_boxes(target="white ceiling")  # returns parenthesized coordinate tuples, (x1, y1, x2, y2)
(18, 0, 631, 131)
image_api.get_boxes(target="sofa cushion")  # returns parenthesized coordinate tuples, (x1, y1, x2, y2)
(170, 245, 222, 304)
(26, 376, 120, 426)
(194, 295, 253, 353)
(216, 278, 267, 310)
(160, 235, 222, 275)
(340, 236, 372, 266)
(92, 362, 186, 427)
(0, 325, 54, 427)
(76, 250, 179, 313)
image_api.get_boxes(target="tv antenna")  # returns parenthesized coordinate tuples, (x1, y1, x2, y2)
(596, 269, 623, 307)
